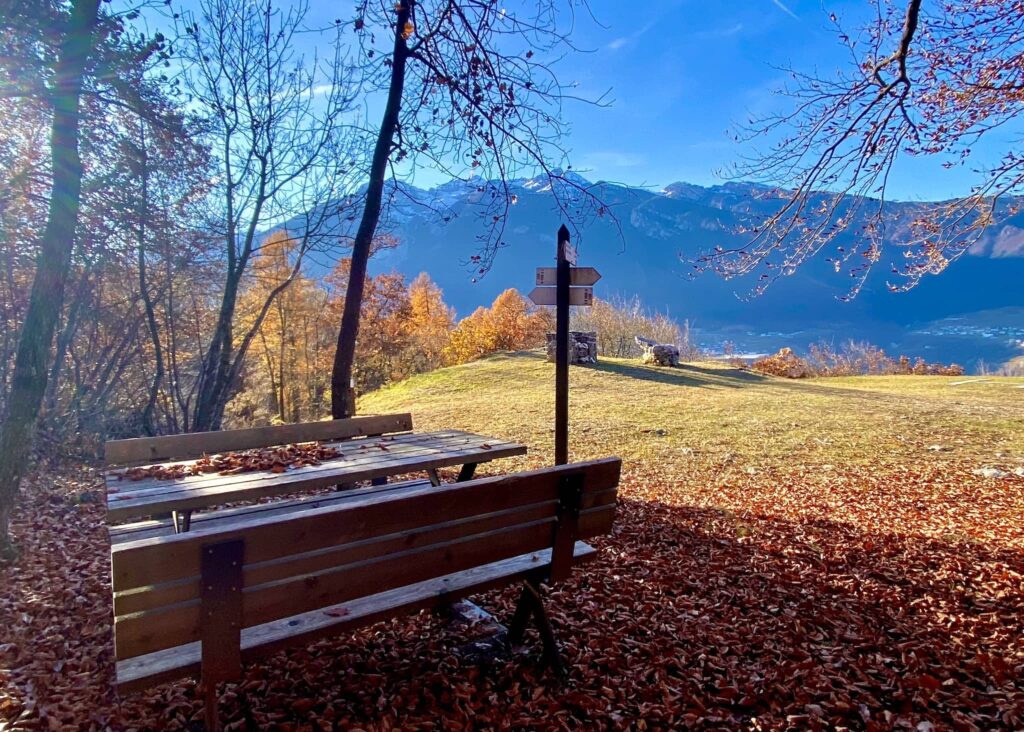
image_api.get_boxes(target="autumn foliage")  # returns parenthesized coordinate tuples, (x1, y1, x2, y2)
(442, 289, 552, 366)
(751, 342, 966, 378)
(225, 241, 552, 426)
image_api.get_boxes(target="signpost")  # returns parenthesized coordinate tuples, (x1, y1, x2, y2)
(526, 286, 593, 306)
(534, 267, 601, 287)
(529, 225, 600, 466)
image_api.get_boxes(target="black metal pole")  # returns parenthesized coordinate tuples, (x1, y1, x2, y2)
(555, 225, 571, 465)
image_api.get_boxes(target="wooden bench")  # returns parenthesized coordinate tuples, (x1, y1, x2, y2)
(105, 413, 414, 467)
(105, 414, 414, 532)
(108, 478, 432, 544)
(111, 457, 620, 729)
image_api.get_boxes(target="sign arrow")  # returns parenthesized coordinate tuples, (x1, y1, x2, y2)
(529, 286, 593, 307)
(536, 266, 602, 287)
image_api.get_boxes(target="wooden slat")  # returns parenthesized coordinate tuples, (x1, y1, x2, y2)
(107, 430, 509, 498)
(106, 433, 527, 524)
(107, 441, 526, 523)
(116, 542, 598, 693)
(109, 479, 433, 545)
(112, 492, 615, 616)
(112, 458, 619, 592)
(104, 413, 414, 466)
(113, 505, 613, 660)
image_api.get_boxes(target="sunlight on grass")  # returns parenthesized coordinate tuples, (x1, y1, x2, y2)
(361, 350, 1024, 473)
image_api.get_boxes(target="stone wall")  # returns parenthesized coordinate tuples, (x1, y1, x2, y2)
(546, 331, 598, 364)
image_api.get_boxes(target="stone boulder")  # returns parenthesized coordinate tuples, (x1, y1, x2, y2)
(635, 336, 680, 367)
(546, 331, 598, 364)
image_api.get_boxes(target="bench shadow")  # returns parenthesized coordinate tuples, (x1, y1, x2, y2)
(144, 492, 1024, 729)
(588, 359, 769, 389)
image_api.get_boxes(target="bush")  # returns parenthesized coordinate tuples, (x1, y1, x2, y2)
(750, 348, 814, 378)
(751, 342, 965, 378)
(570, 295, 698, 360)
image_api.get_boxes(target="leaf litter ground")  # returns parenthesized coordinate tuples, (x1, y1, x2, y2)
(2, 355, 1023, 730)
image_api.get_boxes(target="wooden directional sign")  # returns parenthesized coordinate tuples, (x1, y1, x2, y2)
(528, 285, 593, 306)
(535, 266, 601, 287)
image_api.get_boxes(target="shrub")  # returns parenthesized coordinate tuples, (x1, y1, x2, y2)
(570, 295, 698, 360)
(750, 348, 814, 378)
(752, 342, 965, 378)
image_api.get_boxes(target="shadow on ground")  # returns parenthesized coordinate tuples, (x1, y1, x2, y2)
(112, 492, 1023, 729)
(590, 359, 768, 390)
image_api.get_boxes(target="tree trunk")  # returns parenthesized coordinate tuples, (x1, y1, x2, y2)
(0, 0, 100, 560)
(330, 0, 412, 419)
(192, 273, 239, 432)
(137, 126, 164, 436)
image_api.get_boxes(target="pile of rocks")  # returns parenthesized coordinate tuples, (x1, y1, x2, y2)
(546, 331, 598, 364)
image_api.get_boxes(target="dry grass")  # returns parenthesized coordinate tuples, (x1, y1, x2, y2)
(361, 350, 1024, 475)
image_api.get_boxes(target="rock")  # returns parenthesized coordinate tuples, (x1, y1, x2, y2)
(1014, 467, 1024, 478)
(545, 331, 597, 364)
(973, 467, 1008, 479)
(640, 344, 680, 367)
(635, 335, 681, 367)
(927, 445, 951, 452)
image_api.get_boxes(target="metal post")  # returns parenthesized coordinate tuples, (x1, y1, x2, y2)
(555, 225, 571, 465)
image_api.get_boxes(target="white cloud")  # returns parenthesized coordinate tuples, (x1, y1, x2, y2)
(606, 20, 656, 52)
(771, 0, 799, 20)
(697, 22, 745, 38)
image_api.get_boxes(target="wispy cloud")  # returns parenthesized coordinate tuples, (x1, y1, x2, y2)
(697, 22, 745, 38)
(771, 0, 799, 20)
(606, 20, 656, 52)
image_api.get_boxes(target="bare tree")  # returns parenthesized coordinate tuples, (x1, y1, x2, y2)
(0, 0, 101, 559)
(703, 0, 1024, 296)
(177, 0, 364, 431)
(330, 0, 611, 418)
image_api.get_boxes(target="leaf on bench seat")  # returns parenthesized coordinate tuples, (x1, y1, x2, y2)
(112, 442, 343, 481)
(323, 607, 350, 618)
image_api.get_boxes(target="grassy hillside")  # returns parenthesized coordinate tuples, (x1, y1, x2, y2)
(361, 350, 1024, 474)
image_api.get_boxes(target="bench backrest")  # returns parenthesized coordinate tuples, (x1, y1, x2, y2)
(110, 457, 620, 663)
(104, 413, 414, 467)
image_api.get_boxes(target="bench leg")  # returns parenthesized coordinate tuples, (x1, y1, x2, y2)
(457, 463, 477, 482)
(426, 468, 442, 487)
(204, 682, 220, 731)
(506, 580, 565, 677)
(172, 509, 192, 533)
(200, 539, 244, 731)
(371, 476, 388, 486)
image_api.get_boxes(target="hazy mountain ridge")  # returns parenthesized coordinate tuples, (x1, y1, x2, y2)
(280, 175, 1024, 371)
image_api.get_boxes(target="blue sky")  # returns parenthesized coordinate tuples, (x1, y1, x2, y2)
(546, 0, 1014, 202)
(159, 0, 1019, 202)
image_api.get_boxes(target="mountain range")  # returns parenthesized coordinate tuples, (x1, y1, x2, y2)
(287, 174, 1024, 372)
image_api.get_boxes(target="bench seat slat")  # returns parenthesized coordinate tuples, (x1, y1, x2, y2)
(104, 413, 414, 467)
(109, 479, 433, 545)
(116, 542, 598, 694)
(107, 430, 507, 496)
(106, 435, 527, 524)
